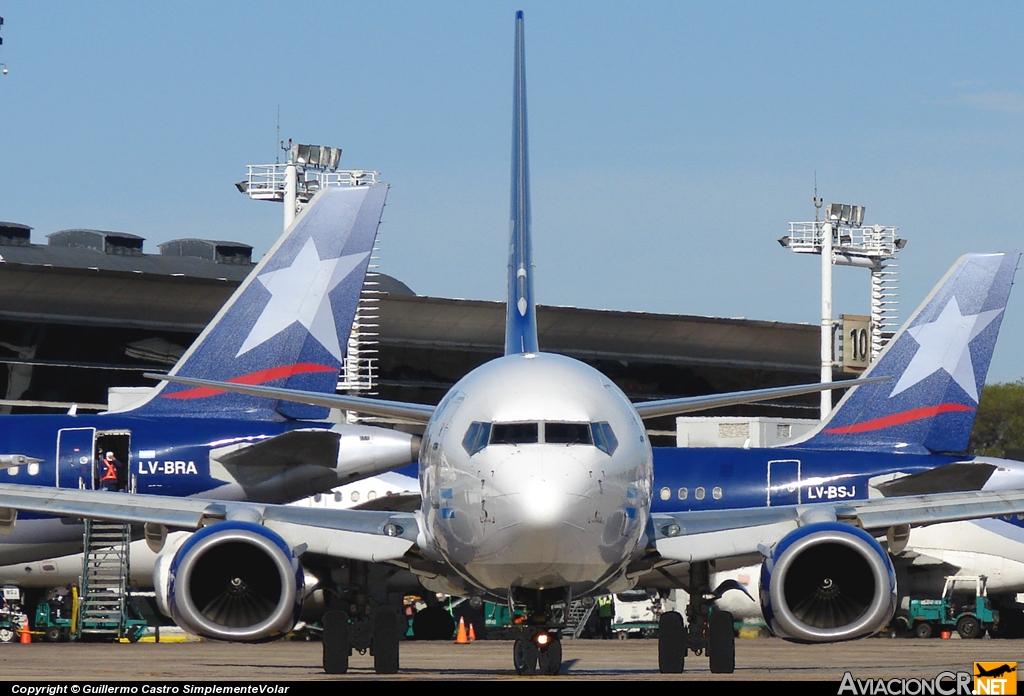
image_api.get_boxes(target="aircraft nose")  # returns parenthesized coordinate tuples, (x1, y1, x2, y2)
(493, 449, 592, 528)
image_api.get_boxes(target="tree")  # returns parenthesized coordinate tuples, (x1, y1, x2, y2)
(969, 379, 1024, 458)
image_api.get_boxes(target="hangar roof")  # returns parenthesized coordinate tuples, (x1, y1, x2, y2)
(0, 226, 817, 375)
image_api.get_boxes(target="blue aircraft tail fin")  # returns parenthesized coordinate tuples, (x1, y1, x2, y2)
(125, 184, 388, 420)
(792, 252, 1020, 454)
(504, 10, 539, 356)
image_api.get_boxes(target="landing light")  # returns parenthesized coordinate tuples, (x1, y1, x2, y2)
(662, 523, 681, 537)
(383, 523, 404, 537)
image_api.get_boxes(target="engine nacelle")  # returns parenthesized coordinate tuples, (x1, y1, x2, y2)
(760, 522, 896, 643)
(164, 521, 303, 642)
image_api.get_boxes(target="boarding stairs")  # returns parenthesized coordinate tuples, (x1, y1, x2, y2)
(77, 519, 131, 641)
(563, 600, 596, 639)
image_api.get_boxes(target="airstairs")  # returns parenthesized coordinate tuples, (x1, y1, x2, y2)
(562, 600, 596, 639)
(77, 519, 132, 641)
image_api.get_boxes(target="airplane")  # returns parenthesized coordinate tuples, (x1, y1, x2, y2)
(0, 183, 420, 566)
(644, 248, 1024, 645)
(1, 11, 1024, 677)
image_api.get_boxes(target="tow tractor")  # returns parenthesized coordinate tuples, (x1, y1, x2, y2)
(905, 575, 999, 639)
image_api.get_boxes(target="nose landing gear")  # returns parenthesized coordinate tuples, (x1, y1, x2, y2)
(513, 630, 562, 675)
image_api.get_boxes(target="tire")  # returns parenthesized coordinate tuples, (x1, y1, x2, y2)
(513, 636, 538, 675)
(322, 611, 351, 675)
(658, 611, 686, 674)
(956, 615, 981, 640)
(537, 637, 562, 675)
(373, 609, 400, 675)
(708, 610, 736, 674)
(914, 622, 933, 639)
(45, 626, 63, 643)
(0, 628, 14, 643)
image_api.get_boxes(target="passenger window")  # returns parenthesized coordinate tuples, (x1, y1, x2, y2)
(677, 487, 688, 500)
(546, 422, 593, 445)
(659, 487, 671, 501)
(462, 422, 492, 456)
(314, 493, 322, 503)
(490, 422, 539, 445)
(712, 486, 722, 500)
(591, 422, 619, 455)
(334, 491, 342, 503)
(351, 491, 360, 503)
(695, 487, 706, 501)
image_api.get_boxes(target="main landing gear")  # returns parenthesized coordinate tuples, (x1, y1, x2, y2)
(658, 561, 738, 674)
(513, 630, 562, 675)
(322, 607, 402, 675)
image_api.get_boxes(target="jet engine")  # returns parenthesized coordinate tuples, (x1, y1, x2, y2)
(759, 522, 896, 643)
(160, 521, 303, 642)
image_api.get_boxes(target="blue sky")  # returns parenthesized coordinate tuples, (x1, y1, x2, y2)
(1, 2, 1022, 382)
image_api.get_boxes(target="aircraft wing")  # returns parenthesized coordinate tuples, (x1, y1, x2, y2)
(146, 373, 887, 423)
(0, 484, 417, 563)
(631, 376, 889, 419)
(650, 487, 1024, 564)
(143, 373, 436, 423)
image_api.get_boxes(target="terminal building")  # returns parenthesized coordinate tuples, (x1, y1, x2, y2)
(0, 220, 846, 444)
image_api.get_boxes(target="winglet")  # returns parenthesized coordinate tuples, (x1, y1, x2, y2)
(790, 252, 1021, 454)
(505, 11, 539, 355)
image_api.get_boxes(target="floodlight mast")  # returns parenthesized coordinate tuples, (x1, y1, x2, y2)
(236, 142, 377, 232)
(236, 143, 384, 405)
(779, 201, 904, 420)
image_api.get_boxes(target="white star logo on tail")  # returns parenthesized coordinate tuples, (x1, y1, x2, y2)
(889, 297, 1003, 402)
(236, 237, 369, 361)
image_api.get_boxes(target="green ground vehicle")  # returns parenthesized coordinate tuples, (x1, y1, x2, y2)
(906, 575, 999, 639)
(33, 587, 148, 643)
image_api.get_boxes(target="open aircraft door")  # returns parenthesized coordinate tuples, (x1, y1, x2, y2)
(55, 427, 96, 489)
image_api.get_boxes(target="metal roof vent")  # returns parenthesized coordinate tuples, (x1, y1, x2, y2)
(0, 222, 32, 247)
(158, 238, 253, 265)
(47, 229, 145, 256)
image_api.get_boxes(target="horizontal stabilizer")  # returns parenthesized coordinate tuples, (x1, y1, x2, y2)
(218, 429, 341, 470)
(874, 462, 997, 497)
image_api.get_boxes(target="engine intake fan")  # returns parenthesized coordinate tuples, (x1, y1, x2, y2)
(760, 522, 896, 643)
(168, 521, 303, 642)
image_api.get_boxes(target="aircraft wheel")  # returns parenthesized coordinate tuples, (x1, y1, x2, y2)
(956, 616, 981, 640)
(45, 626, 63, 643)
(322, 610, 351, 675)
(914, 622, 933, 639)
(513, 636, 538, 675)
(709, 610, 736, 674)
(657, 611, 685, 673)
(537, 636, 562, 675)
(0, 628, 15, 643)
(373, 609, 400, 674)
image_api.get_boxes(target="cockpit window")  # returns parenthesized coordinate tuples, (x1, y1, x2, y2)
(591, 422, 618, 455)
(490, 422, 539, 445)
(462, 422, 492, 456)
(545, 422, 593, 445)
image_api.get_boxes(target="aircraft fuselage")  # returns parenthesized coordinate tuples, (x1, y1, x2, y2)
(418, 352, 653, 600)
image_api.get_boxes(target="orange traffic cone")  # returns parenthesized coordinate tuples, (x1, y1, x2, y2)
(468, 622, 476, 642)
(455, 616, 468, 644)
(19, 620, 30, 644)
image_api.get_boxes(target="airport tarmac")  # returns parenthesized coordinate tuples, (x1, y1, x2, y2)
(0, 637, 1020, 681)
